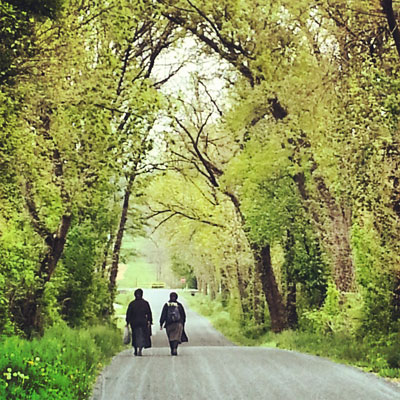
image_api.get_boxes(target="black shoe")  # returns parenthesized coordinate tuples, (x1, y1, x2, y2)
(138, 348, 143, 356)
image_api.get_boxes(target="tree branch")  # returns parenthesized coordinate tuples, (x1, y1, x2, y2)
(174, 117, 221, 187)
(116, 44, 132, 97)
(23, 181, 52, 240)
(146, 207, 224, 231)
(161, 9, 255, 85)
(199, 79, 223, 116)
(381, 0, 400, 59)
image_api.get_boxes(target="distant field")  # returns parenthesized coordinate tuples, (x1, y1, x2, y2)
(114, 235, 159, 328)
(116, 235, 158, 289)
(114, 234, 172, 330)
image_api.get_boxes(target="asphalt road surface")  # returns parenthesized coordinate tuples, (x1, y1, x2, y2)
(91, 289, 400, 400)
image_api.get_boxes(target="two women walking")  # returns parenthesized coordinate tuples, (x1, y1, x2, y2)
(125, 290, 188, 356)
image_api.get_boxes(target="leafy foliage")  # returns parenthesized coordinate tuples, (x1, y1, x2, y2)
(2, 0, 400, 385)
(0, 0, 173, 334)
(0, 323, 122, 399)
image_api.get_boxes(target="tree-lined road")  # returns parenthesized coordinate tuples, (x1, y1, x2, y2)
(91, 289, 400, 400)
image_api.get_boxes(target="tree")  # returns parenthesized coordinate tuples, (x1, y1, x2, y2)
(0, 0, 177, 334)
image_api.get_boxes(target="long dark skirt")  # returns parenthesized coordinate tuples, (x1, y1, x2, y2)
(130, 325, 152, 349)
(166, 322, 188, 344)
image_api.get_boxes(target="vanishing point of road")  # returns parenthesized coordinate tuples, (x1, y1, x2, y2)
(91, 289, 400, 400)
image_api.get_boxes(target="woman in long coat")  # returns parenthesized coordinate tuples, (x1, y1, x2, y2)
(126, 288, 152, 356)
(160, 292, 188, 356)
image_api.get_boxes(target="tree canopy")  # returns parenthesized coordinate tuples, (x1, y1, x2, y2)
(1, 0, 400, 345)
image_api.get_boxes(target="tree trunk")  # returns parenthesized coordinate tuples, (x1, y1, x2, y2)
(21, 214, 72, 336)
(315, 177, 354, 292)
(101, 230, 114, 277)
(203, 280, 208, 296)
(284, 228, 298, 328)
(109, 174, 134, 293)
(252, 274, 265, 325)
(40, 215, 72, 281)
(197, 277, 203, 294)
(286, 280, 298, 329)
(294, 171, 355, 293)
(381, 0, 400, 59)
(392, 272, 400, 321)
(225, 190, 288, 331)
(220, 267, 230, 306)
(236, 259, 250, 316)
(252, 243, 287, 333)
(209, 280, 217, 300)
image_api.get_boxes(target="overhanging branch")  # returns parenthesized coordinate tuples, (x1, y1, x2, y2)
(146, 207, 224, 232)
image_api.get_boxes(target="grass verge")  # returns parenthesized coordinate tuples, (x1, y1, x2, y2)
(0, 322, 123, 399)
(185, 293, 400, 383)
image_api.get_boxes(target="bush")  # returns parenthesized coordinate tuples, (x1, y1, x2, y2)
(185, 292, 268, 345)
(0, 322, 122, 399)
(185, 291, 400, 379)
(300, 284, 363, 336)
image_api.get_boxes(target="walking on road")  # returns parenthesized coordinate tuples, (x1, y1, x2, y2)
(126, 288, 153, 356)
(160, 292, 188, 355)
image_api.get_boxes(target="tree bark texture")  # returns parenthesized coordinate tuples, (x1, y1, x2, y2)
(203, 280, 208, 296)
(286, 280, 298, 329)
(109, 175, 134, 293)
(284, 229, 298, 328)
(220, 267, 230, 306)
(40, 215, 72, 281)
(293, 171, 355, 293)
(226, 190, 288, 331)
(20, 214, 72, 336)
(235, 260, 251, 316)
(252, 243, 287, 333)
(252, 274, 265, 325)
(197, 277, 202, 294)
(315, 177, 355, 293)
(209, 281, 217, 300)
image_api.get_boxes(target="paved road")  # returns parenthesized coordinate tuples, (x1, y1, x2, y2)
(91, 289, 400, 400)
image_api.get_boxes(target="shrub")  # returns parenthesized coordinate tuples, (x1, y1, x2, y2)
(186, 291, 400, 379)
(0, 322, 122, 399)
(300, 284, 363, 336)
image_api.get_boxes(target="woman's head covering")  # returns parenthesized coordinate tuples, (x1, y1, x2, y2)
(134, 288, 143, 299)
(169, 292, 178, 301)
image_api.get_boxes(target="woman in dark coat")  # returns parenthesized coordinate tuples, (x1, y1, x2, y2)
(160, 292, 188, 356)
(126, 288, 152, 356)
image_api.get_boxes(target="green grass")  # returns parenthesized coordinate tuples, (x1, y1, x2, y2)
(115, 235, 159, 330)
(184, 292, 269, 346)
(117, 259, 157, 289)
(114, 292, 132, 330)
(0, 322, 123, 399)
(264, 330, 400, 380)
(0, 236, 159, 399)
(185, 293, 400, 382)
(117, 235, 157, 289)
